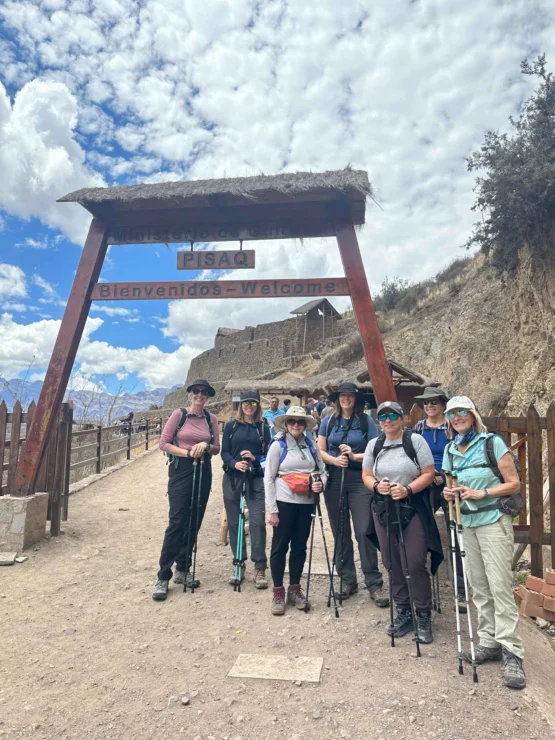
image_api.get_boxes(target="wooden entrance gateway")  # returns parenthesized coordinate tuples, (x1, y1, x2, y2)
(13, 169, 396, 497)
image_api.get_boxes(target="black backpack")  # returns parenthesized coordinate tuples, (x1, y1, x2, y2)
(223, 419, 270, 475)
(446, 433, 523, 516)
(325, 413, 370, 470)
(167, 408, 215, 469)
(372, 430, 420, 475)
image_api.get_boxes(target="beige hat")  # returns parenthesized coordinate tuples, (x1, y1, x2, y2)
(274, 405, 318, 432)
(445, 395, 487, 433)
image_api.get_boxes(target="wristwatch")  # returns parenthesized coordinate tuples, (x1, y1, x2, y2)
(186, 449, 191, 458)
(373, 481, 379, 494)
(483, 488, 490, 499)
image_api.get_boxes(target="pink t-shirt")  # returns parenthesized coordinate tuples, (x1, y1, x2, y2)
(159, 408, 220, 456)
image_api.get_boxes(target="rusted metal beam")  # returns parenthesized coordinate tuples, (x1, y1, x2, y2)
(13, 219, 108, 496)
(333, 210, 397, 405)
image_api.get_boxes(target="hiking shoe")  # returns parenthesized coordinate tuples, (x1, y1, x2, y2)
(152, 579, 169, 601)
(502, 649, 526, 689)
(416, 610, 433, 643)
(338, 582, 358, 600)
(173, 569, 200, 588)
(229, 564, 245, 586)
(253, 568, 268, 589)
(271, 586, 286, 616)
(387, 606, 413, 637)
(454, 593, 468, 614)
(463, 644, 502, 665)
(287, 584, 310, 611)
(369, 586, 390, 608)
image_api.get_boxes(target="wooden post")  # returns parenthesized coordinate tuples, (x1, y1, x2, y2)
(497, 415, 509, 445)
(409, 403, 422, 427)
(96, 425, 102, 474)
(547, 402, 555, 568)
(13, 218, 108, 496)
(333, 210, 396, 404)
(527, 405, 543, 577)
(63, 402, 73, 522)
(517, 429, 527, 526)
(145, 420, 150, 451)
(0, 401, 6, 496)
(50, 404, 70, 537)
(127, 420, 132, 460)
(7, 401, 22, 493)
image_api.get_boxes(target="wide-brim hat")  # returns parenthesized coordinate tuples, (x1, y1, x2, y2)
(186, 378, 216, 397)
(445, 395, 487, 433)
(240, 390, 260, 403)
(274, 405, 318, 432)
(328, 382, 366, 403)
(413, 386, 449, 403)
(376, 401, 404, 416)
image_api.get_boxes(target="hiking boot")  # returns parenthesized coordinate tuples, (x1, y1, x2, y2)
(454, 593, 468, 614)
(229, 564, 245, 586)
(287, 584, 310, 611)
(271, 586, 286, 616)
(253, 568, 268, 589)
(463, 644, 502, 665)
(174, 570, 200, 588)
(387, 606, 413, 637)
(369, 586, 390, 608)
(152, 579, 169, 601)
(502, 648, 526, 689)
(415, 610, 433, 644)
(338, 582, 358, 600)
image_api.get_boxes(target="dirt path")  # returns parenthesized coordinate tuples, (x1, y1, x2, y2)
(1, 451, 554, 740)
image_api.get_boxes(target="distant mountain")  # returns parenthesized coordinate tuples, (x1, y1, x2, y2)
(0, 377, 181, 422)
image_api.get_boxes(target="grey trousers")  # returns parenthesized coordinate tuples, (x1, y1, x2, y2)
(324, 467, 383, 591)
(223, 472, 267, 570)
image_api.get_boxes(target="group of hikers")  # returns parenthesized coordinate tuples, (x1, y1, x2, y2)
(152, 377, 526, 691)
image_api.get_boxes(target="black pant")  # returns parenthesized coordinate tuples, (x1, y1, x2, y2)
(270, 501, 313, 588)
(430, 483, 464, 592)
(157, 457, 212, 581)
(324, 467, 383, 590)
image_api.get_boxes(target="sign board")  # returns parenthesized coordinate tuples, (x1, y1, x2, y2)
(232, 393, 241, 403)
(91, 278, 349, 301)
(177, 250, 255, 270)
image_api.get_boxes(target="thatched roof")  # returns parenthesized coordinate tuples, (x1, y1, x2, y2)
(58, 168, 371, 218)
(290, 298, 342, 319)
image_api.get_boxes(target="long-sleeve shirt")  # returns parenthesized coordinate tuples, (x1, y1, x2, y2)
(264, 432, 328, 513)
(159, 408, 220, 456)
(221, 420, 272, 473)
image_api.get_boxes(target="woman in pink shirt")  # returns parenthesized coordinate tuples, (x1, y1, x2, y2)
(153, 378, 221, 601)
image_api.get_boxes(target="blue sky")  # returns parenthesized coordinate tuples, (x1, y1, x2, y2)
(1, 0, 555, 394)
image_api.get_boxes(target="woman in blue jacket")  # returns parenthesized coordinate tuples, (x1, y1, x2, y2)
(222, 390, 271, 589)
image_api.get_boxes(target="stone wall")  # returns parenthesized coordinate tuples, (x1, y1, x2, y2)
(0, 492, 49, 552)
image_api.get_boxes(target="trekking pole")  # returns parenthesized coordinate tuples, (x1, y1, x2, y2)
(453, 474, 478, 684)
(191, 456, 204, 594)
(316, 494, 339, 618)
(429, 487, 438, 613)
(304, 499, 317, 613)
(233, 475, 247, 592)
(328, 465, 346, 607)
(444, 471, 464, 675)
(393, 495, 421, 658)
(384, 486, 395, 647)
(184, 458, 199, 593)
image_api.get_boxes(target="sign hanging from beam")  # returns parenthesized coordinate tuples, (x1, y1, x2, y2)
(177, 250, 255, 270)
(91, 278, 349, 301)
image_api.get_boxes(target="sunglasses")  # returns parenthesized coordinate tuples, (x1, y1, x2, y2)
(191, 388, 209, 396)
(377, 412, 401, 422)
(287, 419, 306, 426)
(446, 409, 470, 420)
(423, 399, 442, 406)
(242, 400, 258, 407)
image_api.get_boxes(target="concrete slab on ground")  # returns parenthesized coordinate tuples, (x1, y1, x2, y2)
(0, 551, 16, 565)
(228, 653, 324, 683)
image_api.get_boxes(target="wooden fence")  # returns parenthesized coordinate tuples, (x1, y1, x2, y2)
(408, 403, 555, 576)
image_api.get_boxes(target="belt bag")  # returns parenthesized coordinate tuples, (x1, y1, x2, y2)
(279, 472, 311, 496)
(372, 494, 414, 530)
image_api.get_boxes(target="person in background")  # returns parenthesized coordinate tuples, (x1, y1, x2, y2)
(315, 394, 327, 422)
(265, 406, 327, 615)
(442, 396, 525, 690)
(221, 390, 271, 589)
(153, 379, 220, 601)
(318, 382, 388, 606)
(305, 397, 316, 417)
(280, 399, 292, 414)
(321, 400, 335, 419)
(413, 386, 465, 608)
(263, 397, 282, 431)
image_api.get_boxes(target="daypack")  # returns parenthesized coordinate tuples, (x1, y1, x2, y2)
(446, 433, 523, 516)
(372, 430, 421, 476)
(223, 419, 269, 474)
(325, 413, 370, 469)
(268, 434, 318, 467)
(166, 408, 214, 469)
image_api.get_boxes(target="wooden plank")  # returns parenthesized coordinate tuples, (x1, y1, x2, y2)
(51, 404, 70, 536)
(46, 421, 59, 521)
(91, 278, 349, 301)
(63, 402, 73, 522)
(547, 402, 555, 568)
(96, 426, 102, 474)
(177, 250, 255, 270)
(70, 456, 101, 471)
(0, 401, 6, 496)
(409, 403, 422, 427)
(497, 415, 509, 445)
(7, 401, 22, 493)
(333, 210, 396, 405)
(517, 432, 528, 526)
(527, 405, 543, 577)
(24, 401, 36, 446)
(513, 529, 552, 546)
(13, 219, 109, 495)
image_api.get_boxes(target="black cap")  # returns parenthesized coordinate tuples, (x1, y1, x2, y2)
(240, 390, 260, 403)
(328, 382, 366, 403)
(186, 378, 216, 397)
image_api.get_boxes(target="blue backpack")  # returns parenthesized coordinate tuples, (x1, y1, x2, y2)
(266, 434, 318, 466)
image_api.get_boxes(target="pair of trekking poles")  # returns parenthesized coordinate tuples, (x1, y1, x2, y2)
(231, 458, 251, 592)
(183, 456, 205, 594)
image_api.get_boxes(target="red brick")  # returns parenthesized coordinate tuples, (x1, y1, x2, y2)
(526, 575, 545, 592)
(544, 595, 555, 612)
(513, 587, 523, 606)
(542, 582, 555, 598)
(520, 601, 549, 619)
(545, 568, 555, 586)
(520, 586, 544, 607)
(544, 609, 555, 622)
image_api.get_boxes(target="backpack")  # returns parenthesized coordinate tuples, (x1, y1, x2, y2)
(268, 433, 318, 467)
(166, 408, 214, 469)
(372, 430, 421, 475)
(223, 419, 270, 474)
(446, 433, 523, 516)
(325, 413, 370, 470)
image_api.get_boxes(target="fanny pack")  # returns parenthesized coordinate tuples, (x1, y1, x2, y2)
(278, 472, 312, 496)
(372, 494, 414, 530)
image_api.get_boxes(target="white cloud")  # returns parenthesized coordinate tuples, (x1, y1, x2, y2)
(1, 301, 26, 312)
(31, 274, 57, 298)
(15, 236, 56, 249)
(90, 305, 135, 317)
(0, 264, 26, 299)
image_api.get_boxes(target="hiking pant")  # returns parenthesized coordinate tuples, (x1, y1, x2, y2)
(430, 483, 464, 592)
(223, 472, 267, 570)
(157, 456, 212, 581)
(270, 500, 313, 587)
(373, 509, 432, 612)
(325, 467, 383, 591)
(464, 514, 524, 659)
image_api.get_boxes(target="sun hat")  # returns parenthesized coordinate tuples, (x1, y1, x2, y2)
(376, 401, 404, 416)
(328, 382, 366, 403)
(186, 378, 216, 397)
(413, 386, 449, 403)
(445, 395, 487, 432)
(274, 405, 318, 432)
(240, 390, 260, 403)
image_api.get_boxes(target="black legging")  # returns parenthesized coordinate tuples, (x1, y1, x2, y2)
(157, 456, 212, 581)
(270, 501, 313, 587)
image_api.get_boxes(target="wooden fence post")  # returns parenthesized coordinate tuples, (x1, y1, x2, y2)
(145, 420, 150, 451)
(96, 425, 102, 474)
(408, 403, 422, 427)
(517, 414, 527, 526)
(0, 401, 7, 496)
(7, 401, 22, 494)
(50, 405, 70, 536)
(127, 420, 132, 460)
(547, 402, 555, 569)
(63, 402, 73, 522)
(527, 405, 543, 577)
